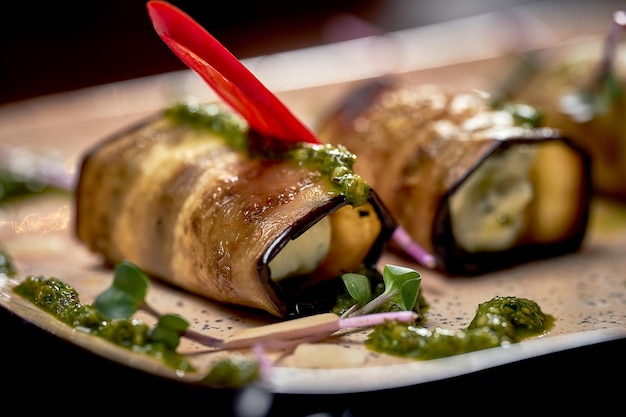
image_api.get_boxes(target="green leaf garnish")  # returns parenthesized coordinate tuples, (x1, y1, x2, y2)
(340, 264, 422, 317)
(150, 314, 190, 350)
(94, 261, 149, 319)
(93, 260, 223, 349)
(381, 264, 422, 311)
(401, 278, 421, 311)
(341, 272, 372, 306)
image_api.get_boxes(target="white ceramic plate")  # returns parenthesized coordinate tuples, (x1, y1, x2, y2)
(1, 187, 625, 394)
(1, 1, 625, 394)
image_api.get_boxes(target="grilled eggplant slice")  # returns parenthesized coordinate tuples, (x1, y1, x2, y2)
(75, 102, 395, 318)
(317, 80, 592, 275)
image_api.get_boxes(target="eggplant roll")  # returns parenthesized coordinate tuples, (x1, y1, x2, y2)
(317, 80, 592, 275)
(499, 39, 626, 200)
(75, 102, 395, 317)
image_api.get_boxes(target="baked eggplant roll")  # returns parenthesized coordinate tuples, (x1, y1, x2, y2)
(75, 102, 395, 318)
(497, 37, 626, 200)
(317, 80, 592, 275)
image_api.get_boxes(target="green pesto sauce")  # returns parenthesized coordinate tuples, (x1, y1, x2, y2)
(201, 355, 260, 388)
(164, 102, 249, 152)
(13, 275, 194, 373)
(165, 101, 370, 207)
(288, 143, 369, 207)
(366, 295, 554, 360)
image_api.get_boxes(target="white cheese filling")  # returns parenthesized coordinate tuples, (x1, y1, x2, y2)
(269, 217, 332, 281)
(450, 145, 536, 252)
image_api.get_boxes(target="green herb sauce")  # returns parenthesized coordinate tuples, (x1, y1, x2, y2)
(165, 101, 370, 207)
(201, 355, 260, 388)
(164, 102, 249, 152)
(288, 143, 369, 207)
(366, 295, 554, 360)
(13, 275, 194, 372)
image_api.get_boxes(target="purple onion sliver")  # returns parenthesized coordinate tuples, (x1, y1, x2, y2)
(338, 311, 418, 329)
(392, 227, 437, 268)
(252, 344, 275, 382)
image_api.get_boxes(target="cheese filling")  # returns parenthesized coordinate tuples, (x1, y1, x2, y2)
(450, 145, 536, 252)
(269, 217, 332, 281)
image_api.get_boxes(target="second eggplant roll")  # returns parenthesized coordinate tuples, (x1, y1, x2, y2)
(317, 80, 592, 275)
(75, 102, 395, 318)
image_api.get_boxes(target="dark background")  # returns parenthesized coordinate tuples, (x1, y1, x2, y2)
(0, 0, 384, 105)
(0, 0, 545, 106)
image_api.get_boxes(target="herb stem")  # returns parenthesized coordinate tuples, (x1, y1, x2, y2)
(182, 329, 224, 348)
(339, 311, 417, 328)
(348, 292, 396, 316)
(141, 301, 225, 347)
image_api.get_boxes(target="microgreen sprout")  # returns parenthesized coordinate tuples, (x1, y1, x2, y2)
(94, 261, 223, 348)
(94, 261, 149, 319)
(340, 264, 422, 318)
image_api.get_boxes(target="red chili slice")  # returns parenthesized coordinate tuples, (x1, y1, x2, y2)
(147, 0, 320, 145)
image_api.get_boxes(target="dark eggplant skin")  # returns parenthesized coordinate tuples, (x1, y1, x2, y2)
(432, 135, 592, 275)
(265, 190, 395, 318)
(75, 105, 395, 318)
(317, 79, 592, 275)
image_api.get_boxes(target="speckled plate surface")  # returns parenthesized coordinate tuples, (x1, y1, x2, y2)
(1, 191, 625, 394)
(1, 1, 626, 394)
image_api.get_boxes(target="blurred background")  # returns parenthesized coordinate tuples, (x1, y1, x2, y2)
(0, 0, 549, 106)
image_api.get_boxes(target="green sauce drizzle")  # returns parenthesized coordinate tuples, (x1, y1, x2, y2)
(366, 295, 554, 360)
(13, 276, 194, 372)
(164, 102, 249, 152)
(288, 143, 369, 207)
(165, 101, 370, 207)
(201, 355, 260, 388)
(8, 257, 554, 377)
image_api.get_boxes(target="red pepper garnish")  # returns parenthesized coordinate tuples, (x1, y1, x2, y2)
(147, 0, 320, 145)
